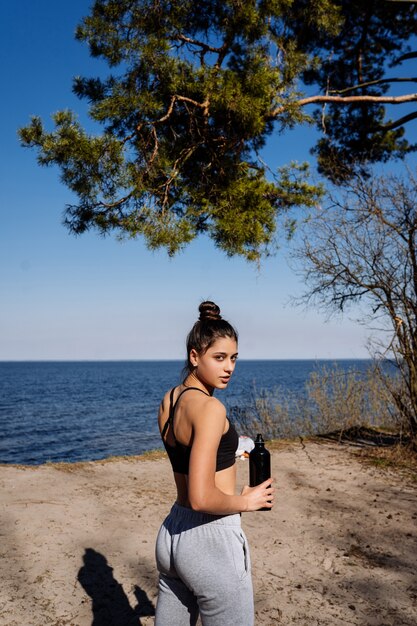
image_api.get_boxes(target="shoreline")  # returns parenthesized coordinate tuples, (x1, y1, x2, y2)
(1, 427, 413, 471)
(1, 439, 416, 625)
(0, 448, 167, 471)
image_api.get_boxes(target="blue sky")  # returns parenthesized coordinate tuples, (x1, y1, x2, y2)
(1, 1, 414, 360)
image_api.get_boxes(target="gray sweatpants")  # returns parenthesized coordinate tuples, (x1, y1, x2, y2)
(155, 502, 254, 626)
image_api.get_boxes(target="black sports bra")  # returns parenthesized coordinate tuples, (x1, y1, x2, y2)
(161, 387, 238, 475)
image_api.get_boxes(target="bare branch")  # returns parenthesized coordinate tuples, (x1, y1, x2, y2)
(148, 126, 159, 166)
(270, 93, 417, 117)
(94, 192, 134, 210)
(330, 77, 417, 95)
(159, 144, 200, 210)
(376, 110, 417, 131)
(156, 96, 177, 124)
(174, 33, 227, 54)
(393, 51, 417, 66)
(156, 95, 209, 125)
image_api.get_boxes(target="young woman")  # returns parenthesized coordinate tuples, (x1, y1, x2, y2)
(155, 301, 274, 626)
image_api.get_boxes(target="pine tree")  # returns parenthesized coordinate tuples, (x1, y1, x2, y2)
(19, 0, 417, 261)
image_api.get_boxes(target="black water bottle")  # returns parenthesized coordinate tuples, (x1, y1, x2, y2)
(249, 434, 271, 511)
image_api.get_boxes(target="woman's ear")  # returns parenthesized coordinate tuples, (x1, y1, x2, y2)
(189, 348, 199, 368)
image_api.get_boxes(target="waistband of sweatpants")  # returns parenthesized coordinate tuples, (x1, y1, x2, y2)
(170, 502, 242, 527)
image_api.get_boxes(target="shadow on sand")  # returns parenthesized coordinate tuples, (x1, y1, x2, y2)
(78, 548, 155, 625)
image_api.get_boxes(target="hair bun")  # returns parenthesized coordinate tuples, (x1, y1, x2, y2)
(199, 301, 222, 321)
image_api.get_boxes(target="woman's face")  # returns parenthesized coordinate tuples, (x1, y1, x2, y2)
(190, 336, 238, 390)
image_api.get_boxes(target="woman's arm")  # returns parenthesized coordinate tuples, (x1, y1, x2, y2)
(187, 398, 274, 515)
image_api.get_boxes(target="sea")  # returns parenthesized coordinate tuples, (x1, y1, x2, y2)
(0, 360, 375, 465)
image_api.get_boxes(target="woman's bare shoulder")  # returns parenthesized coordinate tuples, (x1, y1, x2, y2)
(203, 394, 225, 412)
(187, 393, 226, 428)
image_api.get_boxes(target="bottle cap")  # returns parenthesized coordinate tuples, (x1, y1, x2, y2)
(255, 434, 264, 443)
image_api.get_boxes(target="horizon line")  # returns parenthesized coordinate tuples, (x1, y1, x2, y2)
(0, 357, 375, 363)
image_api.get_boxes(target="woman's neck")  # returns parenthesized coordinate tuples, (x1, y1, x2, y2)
(183, 372, 213, 395)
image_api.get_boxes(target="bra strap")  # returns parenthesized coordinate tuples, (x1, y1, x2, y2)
(162, 386, 209, 440)
(161, 387, 176, 439)
(174, 386, 210, 406)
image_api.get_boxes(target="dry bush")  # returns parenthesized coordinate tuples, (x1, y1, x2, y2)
(229, 386, 307, 440)
(230, 363, 400, 440)
(304, 364, 397, 435)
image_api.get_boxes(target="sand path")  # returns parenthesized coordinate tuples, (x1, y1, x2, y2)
(0, 441, 416, 625)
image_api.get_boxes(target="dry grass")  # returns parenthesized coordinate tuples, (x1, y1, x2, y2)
(352, 443, 417, 482)
(230, 363, 402, 441)
(137, 448, 167, 461)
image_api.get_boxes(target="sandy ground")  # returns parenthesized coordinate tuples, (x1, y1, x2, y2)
(0, 440, 416, 626)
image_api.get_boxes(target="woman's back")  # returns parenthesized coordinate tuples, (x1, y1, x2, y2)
(158, 384, 238, 507)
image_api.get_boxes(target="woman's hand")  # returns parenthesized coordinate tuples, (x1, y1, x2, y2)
(241, 478, 275, 512)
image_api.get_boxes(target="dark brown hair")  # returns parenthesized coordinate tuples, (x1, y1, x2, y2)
(183, 301, 238, 377)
